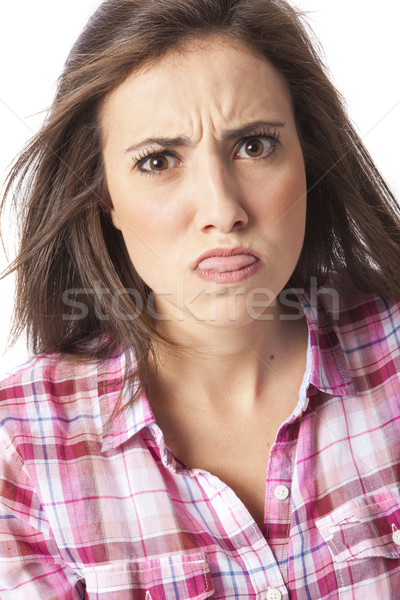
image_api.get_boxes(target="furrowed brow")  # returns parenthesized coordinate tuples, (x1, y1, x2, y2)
(124, 120, 285, 153)
(125, 136, 191, 153)
(220, 121, 285, 142)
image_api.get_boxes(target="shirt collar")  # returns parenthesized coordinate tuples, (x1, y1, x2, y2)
(101, 281, 356, 452)
(99, 351, 156, 453)
(293, 282, 356, 398)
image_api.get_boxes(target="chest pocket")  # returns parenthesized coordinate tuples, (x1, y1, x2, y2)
(316, 486, 400, 562)
(84, 552, 214, 599)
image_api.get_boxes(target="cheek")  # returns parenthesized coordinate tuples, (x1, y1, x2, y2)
(109, 182, 191, 249)
(275, 151, 306, 206)
(255, 157, 306, 225)
(254, 157, 307, 260)
(106, 165, 165, 225)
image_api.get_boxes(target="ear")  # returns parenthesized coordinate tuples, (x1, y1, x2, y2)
(111, 209, 121, 230)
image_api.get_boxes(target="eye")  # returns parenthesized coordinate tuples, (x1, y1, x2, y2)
(236, 136, 276, 160)
(136, 152, 179, 175)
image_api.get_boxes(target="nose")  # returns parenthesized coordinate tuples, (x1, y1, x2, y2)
(194, 161, 249, 233)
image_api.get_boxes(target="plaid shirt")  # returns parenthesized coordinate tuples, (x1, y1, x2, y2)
(1, 280, 400, 599)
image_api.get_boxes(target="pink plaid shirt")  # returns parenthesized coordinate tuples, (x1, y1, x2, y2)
(1, 280, 400, 599)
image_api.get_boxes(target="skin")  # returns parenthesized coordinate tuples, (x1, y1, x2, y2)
(101, 35, 307, 333)
(101, 35, 309, 531)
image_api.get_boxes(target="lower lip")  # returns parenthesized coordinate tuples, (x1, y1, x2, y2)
(195, 259, 262, 284)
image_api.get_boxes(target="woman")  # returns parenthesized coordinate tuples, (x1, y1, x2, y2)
(1, 0, 400, 598)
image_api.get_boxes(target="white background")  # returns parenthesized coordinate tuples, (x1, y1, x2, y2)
(1, 1, 399, 376)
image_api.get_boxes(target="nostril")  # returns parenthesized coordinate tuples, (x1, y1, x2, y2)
(201, 216, 248, 233)
(233, 218, 247, 231)
(197, 191, 249, 233)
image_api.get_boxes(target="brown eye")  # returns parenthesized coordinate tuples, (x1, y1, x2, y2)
(245, 138, 264, 157)
(136, 151, 180, 175)
(236, 136, 275, 160)
(147, 155, 169, 171)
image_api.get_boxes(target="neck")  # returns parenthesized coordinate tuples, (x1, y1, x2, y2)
(149, 301, 308, 411)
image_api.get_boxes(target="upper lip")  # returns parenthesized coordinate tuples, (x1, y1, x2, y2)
(193, 246, 260, 270)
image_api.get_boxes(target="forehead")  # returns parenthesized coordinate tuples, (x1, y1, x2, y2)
(101, 35, 294, 139)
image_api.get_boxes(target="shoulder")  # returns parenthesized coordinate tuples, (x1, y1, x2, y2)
(0, 350, 128, 443)
(297, 272, 399, 331)
(0, 352, 96, 406)
(299, 273, 400, 394)
(313, 273, 399, 337)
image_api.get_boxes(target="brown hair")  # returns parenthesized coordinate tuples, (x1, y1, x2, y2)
(2, 0, 400, 402)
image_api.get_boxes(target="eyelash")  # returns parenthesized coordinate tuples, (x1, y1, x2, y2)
(133, 128, 281, 177)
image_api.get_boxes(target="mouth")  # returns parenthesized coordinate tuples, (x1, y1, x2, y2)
(193, 247, 262, 284)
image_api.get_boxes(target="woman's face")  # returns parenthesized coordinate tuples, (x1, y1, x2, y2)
(101, 36, 307, 329)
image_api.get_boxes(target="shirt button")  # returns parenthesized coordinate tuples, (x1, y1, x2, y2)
(266, 588, 282, 600)
(274, 484, 289, 500)
(392, 530, 400, 545)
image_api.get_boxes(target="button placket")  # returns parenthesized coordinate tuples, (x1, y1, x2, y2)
(392, 524, 400, 545)
(274, 484, 289, 500)
(266, 588, 282, 600)
(265, 426, 297, 588)
(189, 470, 288, 598)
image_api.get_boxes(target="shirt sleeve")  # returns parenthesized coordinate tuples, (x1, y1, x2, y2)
(0, 426, 84, 599)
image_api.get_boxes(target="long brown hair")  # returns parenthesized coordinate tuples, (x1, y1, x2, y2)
(2, 0, 400, 403)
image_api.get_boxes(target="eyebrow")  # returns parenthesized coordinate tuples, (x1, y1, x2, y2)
(124, 120, 285, 154)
